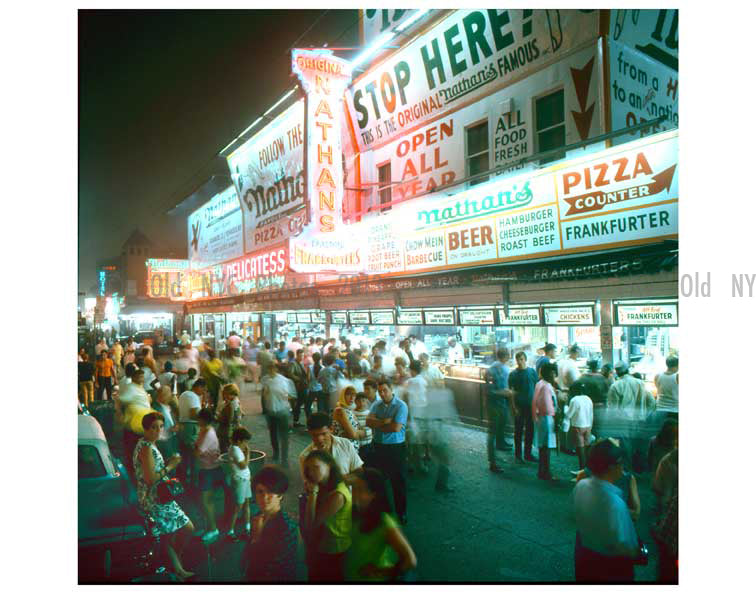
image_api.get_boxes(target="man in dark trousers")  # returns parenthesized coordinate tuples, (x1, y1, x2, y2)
(366, 379, 409, 524)
(508, 351, 539, 463)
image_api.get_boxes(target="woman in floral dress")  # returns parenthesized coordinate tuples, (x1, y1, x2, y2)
(134, 411, 195, 580)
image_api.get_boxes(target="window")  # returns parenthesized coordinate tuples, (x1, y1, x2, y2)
(466, 121, 489, 186)
(78, 445, 107, 478)
(535, 89, 566, 163)
(377, 162, 392, 213)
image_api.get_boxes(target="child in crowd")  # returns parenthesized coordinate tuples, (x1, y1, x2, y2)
(217, 383, 242, 453)
(227, 427, 253, 541)
(185, 368, 198, 391)
(194, 408, 224, 543)
(353, 392, 373, 463)
(159, 361, 177, 395)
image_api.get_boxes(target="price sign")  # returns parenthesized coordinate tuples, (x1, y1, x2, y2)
(458, 309, 495, 325)
(497, 307, 542, 326)
(350, 312, 371, 325)
(370, 311, 395, 325)
(543, 306, 595, 326)
(397, 310, 423, 325)
(296, 313, 312, 323)
(286, 313, 298, 323)
(311, 311, 326, 323)
(331, 312, 347, 324)
(424, 309, 455, 325)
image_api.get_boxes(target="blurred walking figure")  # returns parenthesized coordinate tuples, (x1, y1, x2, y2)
(532, 363, 558, 481)
(485, 348, 513, 473)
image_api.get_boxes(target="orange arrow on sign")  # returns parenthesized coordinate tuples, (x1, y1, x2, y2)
(563, 165, 676, 216)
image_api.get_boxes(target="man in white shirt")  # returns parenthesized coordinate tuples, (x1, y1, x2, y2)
(409, 334, 428, 360)
(178, 378, 207, 484)
(574, 439, 639, 582)
(298, 412, 363, 480)
(419, 353, 445, 388)
(447, 337, 465, 364)
(559, 344, 581, 390)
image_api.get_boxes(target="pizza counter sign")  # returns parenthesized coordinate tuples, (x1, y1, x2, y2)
(458, 309, 495, 325)
(497, 307, 541, 326)
(424, 309, 456, 325)
(616, 303, 678, 326)
(543, 306, 596, 326)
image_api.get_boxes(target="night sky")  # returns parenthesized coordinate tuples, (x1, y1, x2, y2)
(78, 9, 360, 293)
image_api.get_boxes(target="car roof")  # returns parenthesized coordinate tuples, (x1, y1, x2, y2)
(78, 414, 107, 442)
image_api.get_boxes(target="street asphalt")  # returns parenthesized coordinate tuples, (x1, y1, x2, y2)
(104, 380, 663, 583)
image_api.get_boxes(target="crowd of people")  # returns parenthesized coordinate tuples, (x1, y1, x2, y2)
(78, 331, 678, 583)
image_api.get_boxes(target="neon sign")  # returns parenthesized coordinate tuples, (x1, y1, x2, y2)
(289, 49, 365, 273)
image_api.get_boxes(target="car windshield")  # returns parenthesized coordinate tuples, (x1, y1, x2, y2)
(78, 445, 107, 478)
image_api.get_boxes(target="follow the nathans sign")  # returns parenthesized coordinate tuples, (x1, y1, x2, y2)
(289, 49, 365, 273)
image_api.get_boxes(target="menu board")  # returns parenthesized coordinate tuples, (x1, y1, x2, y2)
(497, 307, 542, 326)
(543, 305, 596, 326)
(296, 313, 312, 323)
(397, 310, 423, 325)
(350, 312, 371, 325)
(352, 131, 677, 277)
(311, 311, 326, 323)
(330, 312, 347, 324)
(458, 309, 495, 326)
(423, 309, 456, 326)
(370, 310, 395, 325)
(615, 303, 678, 326)
(286, 313, 298, 323)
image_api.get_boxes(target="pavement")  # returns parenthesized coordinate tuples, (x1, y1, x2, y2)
(103, 379, 664, 583)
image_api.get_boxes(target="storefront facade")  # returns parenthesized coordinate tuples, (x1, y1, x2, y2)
(177, 9, 678, 428)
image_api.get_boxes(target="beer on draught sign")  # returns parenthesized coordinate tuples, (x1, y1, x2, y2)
(292, 49, 352, 233)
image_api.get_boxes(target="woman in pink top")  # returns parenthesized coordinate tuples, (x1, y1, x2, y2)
(532, 363, 558, 481)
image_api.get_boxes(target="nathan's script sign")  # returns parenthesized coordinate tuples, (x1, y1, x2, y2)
(188, 186, 244, 268)
(227, 101, 306, 253)
(615, 303, 678, 326)
(346, 9, 598, 150)
(543, 305, 596, 326)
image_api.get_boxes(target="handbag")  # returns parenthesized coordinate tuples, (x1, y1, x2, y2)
(156, 477, 184, 504)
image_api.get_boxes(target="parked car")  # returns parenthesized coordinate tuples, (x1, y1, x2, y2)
(132, 330, 172, 356)
(78, 415, 155, 582)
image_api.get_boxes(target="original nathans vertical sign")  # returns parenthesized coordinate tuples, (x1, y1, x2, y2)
(289, 49, 365, 273)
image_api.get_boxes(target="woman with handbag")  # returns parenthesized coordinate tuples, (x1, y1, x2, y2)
(134, 411, 195, 581)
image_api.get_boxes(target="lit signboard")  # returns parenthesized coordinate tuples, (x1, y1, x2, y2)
(615, 302, 678, 326)
(287, 313, 298, 323)
(289, 49, 364, 273)
(543, 305, 596, 326)
(370, 310, 395, 325)
(297, 312, 312, 323)
(349, 311, 371, 325)
(424, 309, 455, 325)
(331, 311, 348, 324)
(187, 185, 244, 268)
(311, 311, 326, 323)
(146, 259, 190, 301)
(497, 307, 542, 326)
(458, 309, 495, 325)
(397, 310, 423, 325)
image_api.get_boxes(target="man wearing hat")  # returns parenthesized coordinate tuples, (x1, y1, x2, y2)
(607, 361, 656, 473)
(535, 343, 557, 377)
